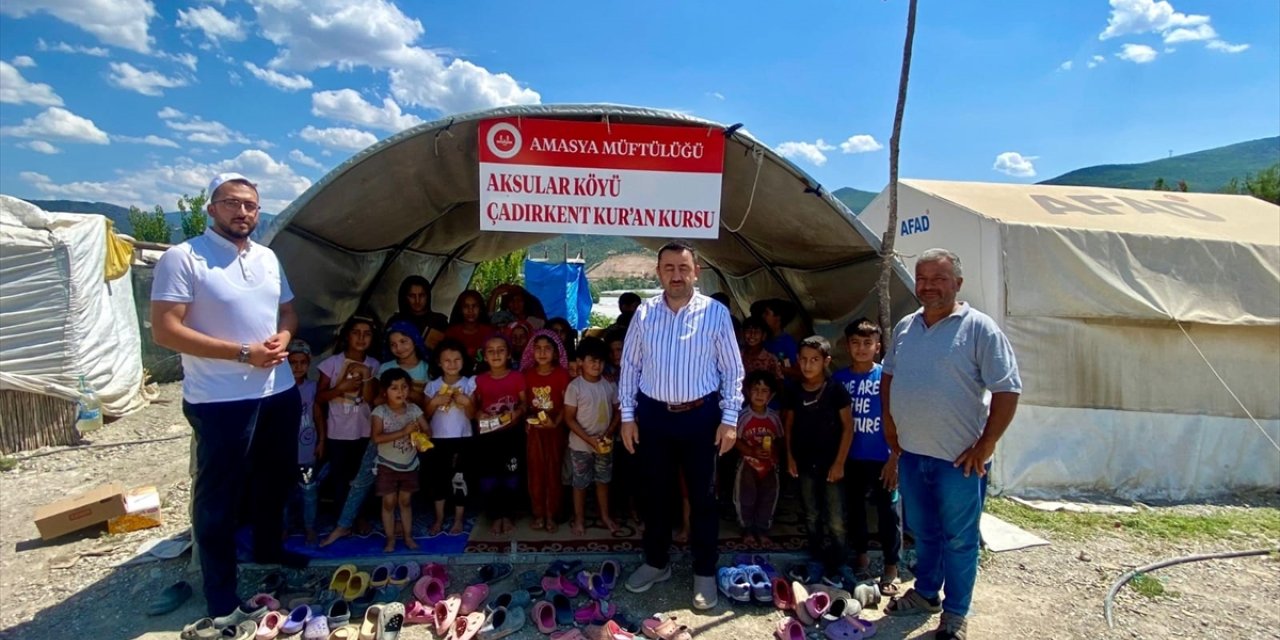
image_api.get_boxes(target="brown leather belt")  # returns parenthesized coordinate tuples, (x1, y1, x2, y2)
(665, 398, 705, 413)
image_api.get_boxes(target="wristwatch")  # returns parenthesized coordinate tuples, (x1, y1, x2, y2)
(237, 343, 251, 364)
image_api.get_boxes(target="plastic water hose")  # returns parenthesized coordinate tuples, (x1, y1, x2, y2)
(1104, 547, 1278, 629)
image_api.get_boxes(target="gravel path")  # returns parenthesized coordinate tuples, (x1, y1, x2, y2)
(1, 383, 1277, 639)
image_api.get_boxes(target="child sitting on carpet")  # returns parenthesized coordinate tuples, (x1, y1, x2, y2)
(522, 330, 571, 532)
(371, 368, 426, 552)
(424, 338, 476, 536)
(564, 337, 620, 535)
(472, 335, 527, 536)
(735, 370, 784, 547)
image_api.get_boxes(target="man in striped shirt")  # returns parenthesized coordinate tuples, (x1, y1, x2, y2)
(620, 241, 745, 610)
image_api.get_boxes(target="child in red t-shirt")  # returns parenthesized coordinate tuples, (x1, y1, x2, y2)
(472, 335, 527, 536)
(521, 330, 571, 532)
(734, 370, 784, 546)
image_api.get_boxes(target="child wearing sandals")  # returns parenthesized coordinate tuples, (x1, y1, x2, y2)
(834, 318, 902, 595)
(521, 330, 571, 532)
(472, 335, 527, 535)
(734, 370, 784, 547)
(784, 336, 854, 578)
(371, 368, 426, 552)
(424, 338, 476, 536)
(564, 337, 620, 535)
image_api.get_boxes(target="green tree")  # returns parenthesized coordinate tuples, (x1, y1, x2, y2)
(1224, 162, 1280, 204)
(178, 190, 208, 239)
(127, 205, 171, 243)
(588, 311, 613, 328)
(468, 249, 526, 298)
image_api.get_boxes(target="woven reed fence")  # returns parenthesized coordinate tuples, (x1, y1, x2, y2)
(0, 390, 78, 454)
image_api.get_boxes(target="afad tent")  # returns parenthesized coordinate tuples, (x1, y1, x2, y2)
(859, 180, 1280, 500)
(265, 104, 917, 357)
(0, 196, 148, 446)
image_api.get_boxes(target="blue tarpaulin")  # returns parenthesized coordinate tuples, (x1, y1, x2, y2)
(523, 259, 594, 330)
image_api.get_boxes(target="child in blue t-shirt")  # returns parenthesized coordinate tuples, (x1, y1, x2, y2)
(833, 318, 902, 595)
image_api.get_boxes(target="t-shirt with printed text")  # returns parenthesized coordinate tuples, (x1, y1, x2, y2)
(833, 364, 890, 462)
(738, 408, 783, 477)
(372, 403, 423, 472)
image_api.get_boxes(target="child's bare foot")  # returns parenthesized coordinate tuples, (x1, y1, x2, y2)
(383, 539, 396, 553)
(545, 520, 559, 534)
(449, 519, 465, 535)
(602, 517, 619, 533)
(743, 533, 759, 547)
(490, 520, 504, 535)
(571, 520, 586, 536)
(530, 519, 545, 531)
(404, 537, 419, 550)
(758, 534, 774, 547)
(429, 522, 443, 536)
(319, 526, 351, 548)
(673, 529, 689, 544)
(503, 518, 516, 534)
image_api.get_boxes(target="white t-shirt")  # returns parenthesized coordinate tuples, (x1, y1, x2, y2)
(317, 354, 379, 440)
(565, 377, 617, 452)
(151, 229, 295, 404)
(424, 376, 477, 439)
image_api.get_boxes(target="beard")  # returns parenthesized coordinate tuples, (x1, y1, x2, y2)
(215, 218, 257, 239)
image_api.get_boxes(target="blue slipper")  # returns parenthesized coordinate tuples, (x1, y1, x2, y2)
(716, 566, 751, 603)
(743, 565, 773, 603)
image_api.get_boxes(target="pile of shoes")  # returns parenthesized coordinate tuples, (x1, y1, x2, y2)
(765, 561, 881, 640)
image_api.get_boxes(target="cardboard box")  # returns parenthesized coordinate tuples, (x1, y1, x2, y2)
(33, 484, 127, 540)
(107, 485, 163, 534)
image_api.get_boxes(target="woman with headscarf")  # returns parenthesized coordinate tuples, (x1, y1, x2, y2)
(387, 275, 449, 350)
(444, 289, 495, 366)
(488, 284, 546, 331)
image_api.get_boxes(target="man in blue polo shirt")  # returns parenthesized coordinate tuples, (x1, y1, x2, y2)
(881, 248, 1021, 640)
(151, 173, 304, 621)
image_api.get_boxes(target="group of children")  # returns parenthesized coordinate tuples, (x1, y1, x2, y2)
(285, 285, 901, 593)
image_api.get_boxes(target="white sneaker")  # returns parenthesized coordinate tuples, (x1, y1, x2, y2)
(624, 564, 672, 593)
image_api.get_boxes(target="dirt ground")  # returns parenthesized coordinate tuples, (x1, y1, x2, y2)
(586, 253, 658, 280)
(2, 383, 1278, 640)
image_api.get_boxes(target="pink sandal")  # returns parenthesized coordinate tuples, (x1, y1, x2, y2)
(414, 576, 446, 605)
(405, 601, 434, 626)
(433, 596, 461, 637)
(531, 601, 557, 634)
(460, 584, 489, 615)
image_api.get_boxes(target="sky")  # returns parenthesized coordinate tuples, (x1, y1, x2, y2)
(0, 0, 1276, 212)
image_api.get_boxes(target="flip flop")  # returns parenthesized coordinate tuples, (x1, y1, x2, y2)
(774, 618, 804, 640)
(461, 584, 489, 615)
(330, 565, 358, 594)
(434, 596, 461, 637)
(414, 576, 446, 605)
(370, 564, 394, 588)
(771, 577, 794, 610)
(379, 602, 405, 640)
(478, 563, 513, 585)
(147, 580, 193, 616)
(530, 600, 556, 634)
(359, 604, 383, 640)
(180, 618, 219, 640)
(478, 605, 525, 639)
(405, 601, 434, 626)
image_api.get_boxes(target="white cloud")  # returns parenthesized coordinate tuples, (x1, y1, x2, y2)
(0, 62, 64, 106)
(311, 89, 423, 133)
(708, 92, 725, 101)
(1163, 23, 1216, 44)
(0, 107, 110, 144)
(243, 62, 312, 92)
(162, 51, 199, 72)
(157, 106, 185, 119)
(1087, 55, 1106, 69)
(115, 134, 180, 148)
(289, 149, 324, 169)
(19, 149, 312, 212)
(993, 151, 1037, 178)
(11, 56, 36, 68)
(249, 0, 540, 114)
(1116, 43, 1158, 63)
(1058, 60, 1073, 71)
(36, 39, 108, 57)
(228, 70, 243, 86)
(163, 113, 249, 146)
(20, 140, 61, 154)
(1099, 0, 1208, 40)
(839, 134, 883, 154)
(108, 62, 189, 96)
(176, 5, 246, 42)
(299, 125, 379, 152)
(1207, 40, 1249, 54)
(775, 139, 835, 166)
(2, 0, 156, 53)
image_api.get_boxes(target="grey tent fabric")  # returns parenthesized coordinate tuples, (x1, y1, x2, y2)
(265, 105, 914, 351)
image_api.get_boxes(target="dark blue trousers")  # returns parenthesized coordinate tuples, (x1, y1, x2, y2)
(183, 387, 300, 617)
(636, 394, 720, 577)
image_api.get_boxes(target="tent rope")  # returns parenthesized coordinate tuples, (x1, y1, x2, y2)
(724, 146, 764, 234)
(1173, 317, 1280, 453)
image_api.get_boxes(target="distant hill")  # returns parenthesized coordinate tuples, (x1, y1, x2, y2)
(1040, 136, 1280, 192)
(832, 187, 878, 214)
(23, 198, 277, 243)
(527, 234, 649, 269)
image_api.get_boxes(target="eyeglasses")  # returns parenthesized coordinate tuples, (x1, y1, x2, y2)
(214, 198, 260, 212)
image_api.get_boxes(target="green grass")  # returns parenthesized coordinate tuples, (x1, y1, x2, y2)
(0, 456, 16, 472)
(1129, 573, 1177, 599)
(985, 497, 1280, 541)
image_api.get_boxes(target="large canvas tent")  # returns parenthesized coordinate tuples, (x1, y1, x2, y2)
(859, 180, 1280, 500)
(266, 105, 917, 355)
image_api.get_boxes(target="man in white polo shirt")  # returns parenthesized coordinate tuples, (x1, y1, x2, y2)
(151, 172, 303, 620)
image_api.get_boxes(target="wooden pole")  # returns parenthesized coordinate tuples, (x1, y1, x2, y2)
(877, 0, 919, 341)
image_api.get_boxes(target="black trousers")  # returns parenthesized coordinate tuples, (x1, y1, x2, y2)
(637, 394, 721, 577)
(844, 459, 903, 566)
(184, 387, 300, 617)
